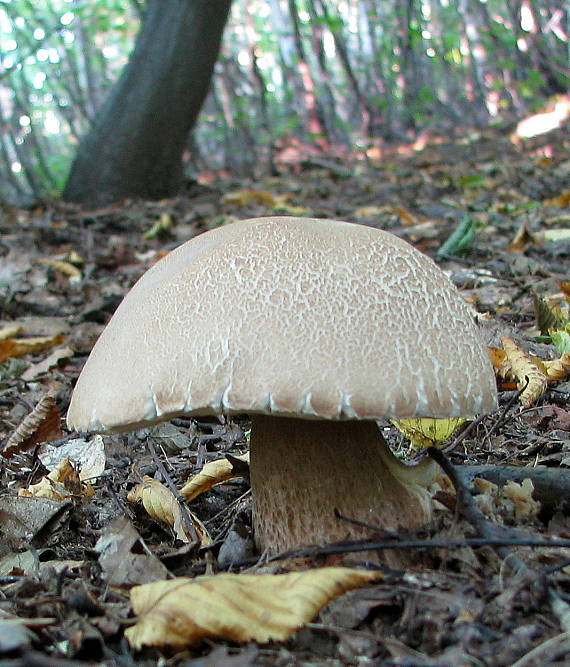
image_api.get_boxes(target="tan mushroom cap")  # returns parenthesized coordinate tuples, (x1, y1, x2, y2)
(67, 216, 497, 433)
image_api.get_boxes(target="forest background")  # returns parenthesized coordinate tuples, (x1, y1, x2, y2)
(0, 0, 568, 207)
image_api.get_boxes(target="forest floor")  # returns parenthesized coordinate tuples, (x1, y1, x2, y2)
(1, 120, 570, 666)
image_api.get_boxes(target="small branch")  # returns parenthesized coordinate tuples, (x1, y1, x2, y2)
(146, 438, 200, 548)
(427, 447, 513, 559)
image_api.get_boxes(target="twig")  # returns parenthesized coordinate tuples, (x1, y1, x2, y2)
(200, 535, 570, 572)
(146, 438, 200, 547)
(509, 631, 570, 667)
(483, 380, 528, 444)
(428, 446, 514, 557)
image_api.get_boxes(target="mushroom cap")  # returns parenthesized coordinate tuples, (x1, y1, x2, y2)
(67, 216, 497, 432)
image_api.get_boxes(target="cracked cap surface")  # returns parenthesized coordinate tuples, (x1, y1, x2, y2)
(67, 216, 498, 432)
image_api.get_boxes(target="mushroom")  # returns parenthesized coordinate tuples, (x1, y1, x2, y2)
(67, 217, 497, 554)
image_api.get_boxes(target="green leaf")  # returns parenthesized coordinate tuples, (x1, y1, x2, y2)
(436, 217, 477, 259)
(551, 329, 570, 356)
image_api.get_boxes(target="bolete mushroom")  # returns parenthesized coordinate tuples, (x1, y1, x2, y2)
(67, 217, 497, 554)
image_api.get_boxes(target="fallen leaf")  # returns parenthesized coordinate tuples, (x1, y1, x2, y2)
(222, 189, 276, 206)
(0, 333, 65, 363)
(0, 326, 22, 340)
(391, 417, 465, 450)
(180, 453, 250, 501)
(128, 476, 211, 545)
(20, 345, 74, 381)
(501, 337, 547, 407)
(487, 345, 507, 370)
(1, 394, 61, 458)
(39, 435, 106, 481)
(143, 213, 174, 240)
(125, 568, 381, 649)
(37, 258, 82, 280)
(536, 353, 570, 382)
(532, 293, 566, 334)
(544, 191, 570, 207)
(19, 457, 91, 499)
(0, 496, 71, 543)
(436, 217, 477, 259)
(95, 516, 169, 587)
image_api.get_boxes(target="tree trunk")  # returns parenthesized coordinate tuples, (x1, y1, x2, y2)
(63, 0, 232, 207)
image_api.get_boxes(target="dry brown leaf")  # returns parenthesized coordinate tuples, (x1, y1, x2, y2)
(544, 191, 570, 207)
(487, 345, 507, 370)
(20, 346, 74, 382)
(532, 293, 565, 334)
(0, 333, 65, 363)
(125, 568, 381, 650)
(540, 354, 570, 382)
(1, 394, 61, 458)
(509, 222, 536, 250)
(180, 453, 250, 501)
(501, 337, 547, 407)
(127, 476, 211, 545)
(19, 457, 90, 499)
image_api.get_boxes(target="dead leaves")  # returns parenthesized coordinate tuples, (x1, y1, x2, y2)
(123, 457, 380, 650)
(222, 189, 310, 215)
(180, 452, 250, 500)
(1, 394, 61, 458)
(0, 332, 65, 363)
(491, 337, 570, 408)
(128, 476, 211, 546)
(391, 417, 465, 450)
(500, 337, 549, 408)
(18, 457, 92, 500)
(125, 568, 381, 650)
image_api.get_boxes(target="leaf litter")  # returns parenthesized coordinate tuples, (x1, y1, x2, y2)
(0, 124, 569, 665)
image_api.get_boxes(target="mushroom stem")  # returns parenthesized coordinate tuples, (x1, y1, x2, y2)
(249, 415, 435, 554)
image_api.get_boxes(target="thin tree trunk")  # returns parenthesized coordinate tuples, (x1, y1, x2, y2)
(63, 0, 232, 207)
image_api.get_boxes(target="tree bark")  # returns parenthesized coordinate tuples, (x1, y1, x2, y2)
(63, 0, 232, 207)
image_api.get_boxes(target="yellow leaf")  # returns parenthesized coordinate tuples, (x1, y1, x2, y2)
(38, 258, 82, 280)
(222, 189, 277, 206)
(0, 326, 22, 341)
(180, 453, 249, 501)
(127, 476, 211, 545)
(143, 213, 173, 240)
(18, 457, 90, 499)
(125, 568, 381, 649)
(501, 337, 547, 407)
(539, 353, 570, 382)
(544, 191, 570, 207)
(353, 205, 386, 218)
(391, 417, 465, 450)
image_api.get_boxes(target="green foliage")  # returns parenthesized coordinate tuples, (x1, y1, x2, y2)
(0, 0, 566, 203)
(436, 217, 478, 260)
(551, 329, 570, 356)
